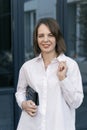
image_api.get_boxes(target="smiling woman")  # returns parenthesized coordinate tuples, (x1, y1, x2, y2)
(37, 24, 56, 54)
(37, 24, 57, 69)
(33, 18, 66, 56)
(15, 17, 84, 130)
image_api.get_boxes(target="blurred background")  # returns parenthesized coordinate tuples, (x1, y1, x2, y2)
(0, 0, 87, 129)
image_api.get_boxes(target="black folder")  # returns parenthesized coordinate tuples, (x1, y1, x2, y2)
(26, 86, 39, 106)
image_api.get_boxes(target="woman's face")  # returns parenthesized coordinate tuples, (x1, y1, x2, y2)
(37, 24, 56, 54)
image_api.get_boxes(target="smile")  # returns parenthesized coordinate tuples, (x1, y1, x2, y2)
(42, 44, 50, 48)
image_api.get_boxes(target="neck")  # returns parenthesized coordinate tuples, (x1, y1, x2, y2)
(41, 52, 57, 68)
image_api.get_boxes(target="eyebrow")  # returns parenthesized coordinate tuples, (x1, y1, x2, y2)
(38, 32, 52, 35)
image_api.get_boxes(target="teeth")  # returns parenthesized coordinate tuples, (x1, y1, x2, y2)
(43, 44, 50, 46)
(43, 45, 49, 47)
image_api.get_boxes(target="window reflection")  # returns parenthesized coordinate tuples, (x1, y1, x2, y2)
(0, 51, 13, 86)
(67, 1, 87, 129)
(0, 0, 13, 86)
(67, 0, 87, 60)
(24, 10, 36, 61)
(67, 0, 87, 84)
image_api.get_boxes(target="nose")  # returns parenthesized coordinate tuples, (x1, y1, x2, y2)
(44, 36, 49, 42)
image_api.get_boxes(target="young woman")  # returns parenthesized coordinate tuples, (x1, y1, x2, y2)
(15, 17, 84, 130)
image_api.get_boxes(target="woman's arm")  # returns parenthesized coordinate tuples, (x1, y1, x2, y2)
(58, 61, 84, 109)
(15, 66, 27, 109)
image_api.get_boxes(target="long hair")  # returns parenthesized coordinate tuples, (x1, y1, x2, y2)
(33, 17, 66, 55)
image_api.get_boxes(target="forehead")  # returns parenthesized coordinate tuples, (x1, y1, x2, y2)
(38, 24, 51, 33)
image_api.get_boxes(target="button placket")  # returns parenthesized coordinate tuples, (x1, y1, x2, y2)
(41, 73, 48, 130)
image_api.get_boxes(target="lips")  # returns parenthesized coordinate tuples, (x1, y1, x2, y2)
(42, 44, 50, 48)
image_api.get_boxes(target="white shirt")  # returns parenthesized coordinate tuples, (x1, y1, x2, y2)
(15, 53, 84, 130)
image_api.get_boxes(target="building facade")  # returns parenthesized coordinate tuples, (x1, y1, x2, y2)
(0, 0, 87, 130)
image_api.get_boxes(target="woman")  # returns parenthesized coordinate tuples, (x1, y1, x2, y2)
(15, 17, 84, 130)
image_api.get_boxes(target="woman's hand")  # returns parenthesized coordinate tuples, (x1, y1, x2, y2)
(22, 100, 38, 117)
(58, 61, 67, 81)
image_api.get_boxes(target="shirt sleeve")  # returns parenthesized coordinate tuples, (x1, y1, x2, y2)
(15, 65, 28, 109)
(59, 61, 84, 109)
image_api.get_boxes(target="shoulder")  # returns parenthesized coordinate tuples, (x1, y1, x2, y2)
(65, 55, 78, 66)
(65, 55, 77, 64)
(58, 53, 79, 69)
(20, 57, 38, 71)
(64, 55, 80, 74)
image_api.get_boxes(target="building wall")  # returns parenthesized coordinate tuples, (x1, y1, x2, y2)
(37, 0, 56, 19)
(24, 0, 56, 20)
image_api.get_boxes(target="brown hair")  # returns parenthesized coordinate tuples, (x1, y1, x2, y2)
(33, 17, 66, 55)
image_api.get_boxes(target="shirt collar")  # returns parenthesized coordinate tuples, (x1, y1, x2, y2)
(35, 53, 66, 62)
(56, 53, 66, 62)
(35, 53, 42, 62)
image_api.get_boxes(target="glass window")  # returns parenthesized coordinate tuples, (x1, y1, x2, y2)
(67, 1, 87, 130)
(0, 0, 13, 87)
(24, 10, 36, 61)
(67, 0, 87, 84)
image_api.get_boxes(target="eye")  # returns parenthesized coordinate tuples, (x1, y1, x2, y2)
(48, 33, 54, 37)
(38, 34, 44, 38)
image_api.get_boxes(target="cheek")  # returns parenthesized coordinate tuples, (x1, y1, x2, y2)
(52, 39, 56, 47)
